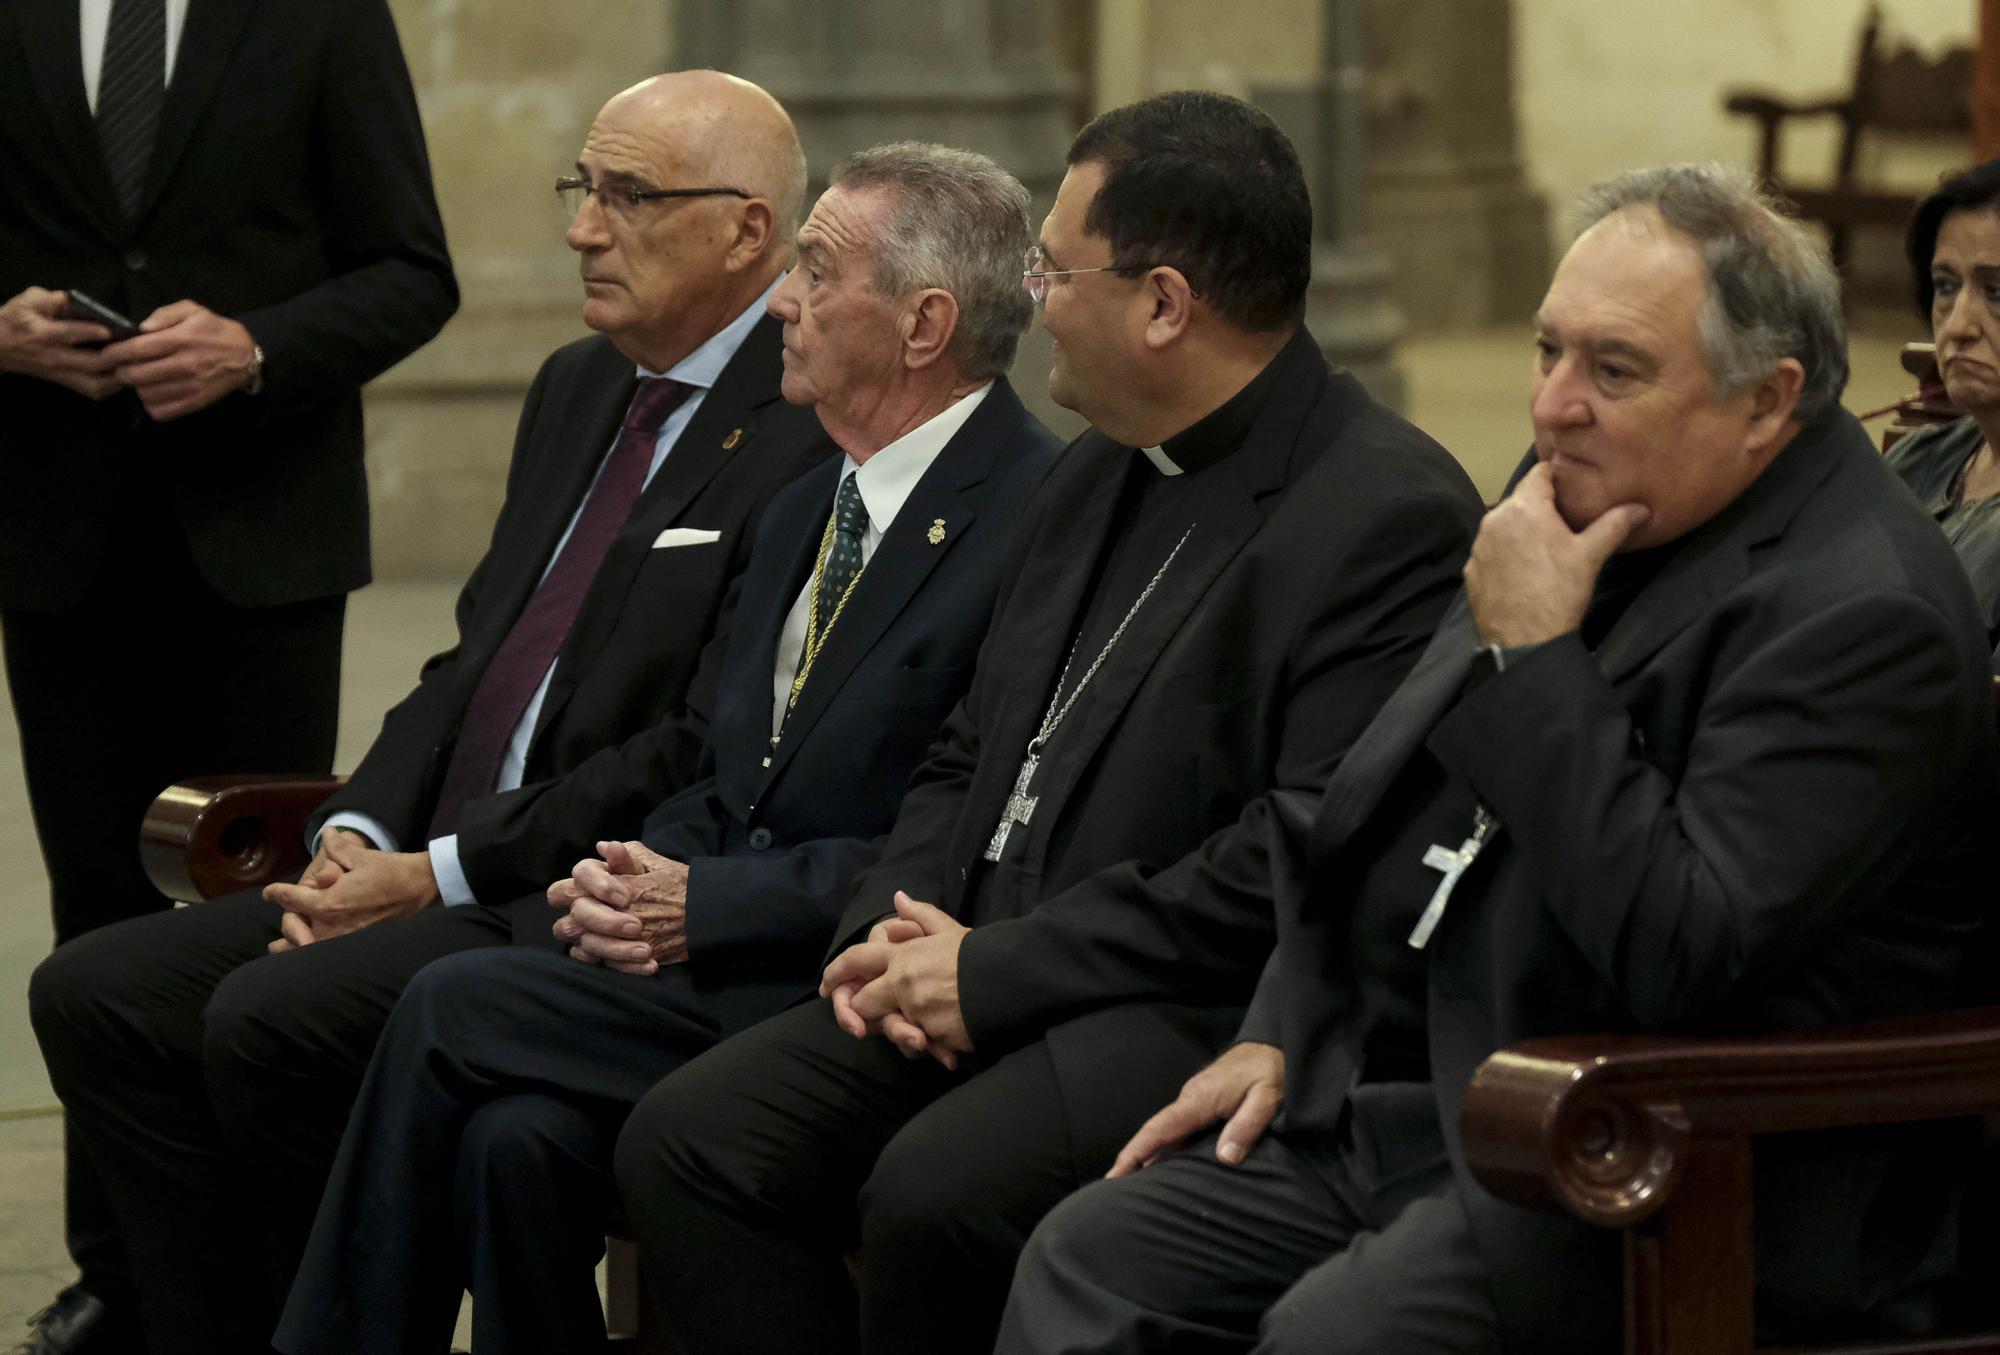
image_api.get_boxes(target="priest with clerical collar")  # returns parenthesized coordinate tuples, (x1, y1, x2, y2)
(609, 90, 1486, 1355)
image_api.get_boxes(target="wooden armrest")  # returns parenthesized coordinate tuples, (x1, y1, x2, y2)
(1722, 92, 1851, 122)
(139, 773, 345, 903)
(1903, 342, 1942, 385)
(1460, 1007, 2000, 1231)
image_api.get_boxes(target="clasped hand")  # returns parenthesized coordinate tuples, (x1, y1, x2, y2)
(0, 287, 255, 418)
(819, 891, 973, 1071)
(262, 828, 440, 951)
(1463, 461, 1649, 648)
(547, 840, 690, 975)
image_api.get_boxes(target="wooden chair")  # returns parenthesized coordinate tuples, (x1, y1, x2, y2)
(1459, 1013, 2000, 1355)
(1723, 4, 1972, 277)
(138, 774, 662, 1353)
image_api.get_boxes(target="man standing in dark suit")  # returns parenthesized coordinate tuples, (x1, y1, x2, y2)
(0, 0, 457, 945)
(613, 91, 1484, 1355)
(27, 71, 829, 1355)
(999, 165, 1999, 1355)
(3, 4, 453, 1350)
(272, 140, 1058, 1355)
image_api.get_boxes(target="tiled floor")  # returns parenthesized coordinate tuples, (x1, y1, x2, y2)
(0, 318, 1925, 1343)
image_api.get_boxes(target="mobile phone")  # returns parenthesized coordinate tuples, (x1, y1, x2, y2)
(59, 289, 140, 342)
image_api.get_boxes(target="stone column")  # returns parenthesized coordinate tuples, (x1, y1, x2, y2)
(673, 0, 1088, 438)
(1363, 0, 1548, 327)
(1256, 0, 1406, 408)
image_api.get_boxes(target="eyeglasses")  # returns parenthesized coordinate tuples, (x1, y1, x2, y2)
(556, 176, 751, 218)
(1021, 244, 1187, 304)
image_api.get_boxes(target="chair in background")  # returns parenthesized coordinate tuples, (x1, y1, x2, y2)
(1724, 3, 1971, 277)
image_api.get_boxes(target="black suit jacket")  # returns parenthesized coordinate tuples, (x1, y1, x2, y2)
(316, 319, 834, 852)
(832, 329, 1484, 1148)
(1248, 408, 1999, 1349)
(0, 0, 458, 611)
(469, 380, 1057, 1034)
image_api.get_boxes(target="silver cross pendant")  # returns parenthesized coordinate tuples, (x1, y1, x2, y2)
(1407, 804, 1497, 949)
(983, 752, 1040, 862)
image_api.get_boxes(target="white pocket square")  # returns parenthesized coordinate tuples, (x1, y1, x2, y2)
(652, 527, 722, 549)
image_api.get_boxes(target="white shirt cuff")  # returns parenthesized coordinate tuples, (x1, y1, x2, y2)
(314, 810, 398, 856)
(428, 834, 477, 907)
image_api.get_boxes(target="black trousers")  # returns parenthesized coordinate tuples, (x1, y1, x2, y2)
(4, 528, 343, 1322)
(274, 947, 737, 1355)
(27, 887, 542, 1355)
(996, 1088, 1499, 1355)
(613, 999, 1198, 1355)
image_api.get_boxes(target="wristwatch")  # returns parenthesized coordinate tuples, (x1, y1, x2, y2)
(241, 342, 266, 396)
(1470, 641, 1539, 684)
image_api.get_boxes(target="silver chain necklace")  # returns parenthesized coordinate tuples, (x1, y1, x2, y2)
(983, 525, 1193, 862)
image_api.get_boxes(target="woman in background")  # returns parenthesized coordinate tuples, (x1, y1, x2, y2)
(1892, 159, 2000, 665)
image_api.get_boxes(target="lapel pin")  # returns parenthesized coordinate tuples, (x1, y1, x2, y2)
(927, 518, 947, 546)
(722, 427, 743, 450)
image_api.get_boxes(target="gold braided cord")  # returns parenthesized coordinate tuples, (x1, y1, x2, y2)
(786, 502, 865, 713)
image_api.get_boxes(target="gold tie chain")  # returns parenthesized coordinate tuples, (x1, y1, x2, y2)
(786, 506, 865, 715)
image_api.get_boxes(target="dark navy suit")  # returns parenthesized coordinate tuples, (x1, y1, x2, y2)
(272, 380, 1058, 1355)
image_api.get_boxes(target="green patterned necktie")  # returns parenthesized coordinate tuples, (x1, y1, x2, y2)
(816, 471, 868, 619)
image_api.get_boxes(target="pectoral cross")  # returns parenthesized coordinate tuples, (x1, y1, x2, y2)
(983, 753, 1041, 862)
(1407, 804, 1497, 950)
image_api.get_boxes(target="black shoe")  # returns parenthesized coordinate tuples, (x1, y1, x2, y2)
(17, 1284, 135, 1355)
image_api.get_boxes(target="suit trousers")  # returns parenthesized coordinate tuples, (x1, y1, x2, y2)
(613, 998, 1195, 1355)
(274, 946, 738, 1355)
(6, 519, 342, 1321)
(27, 887, 540, 1355)
(995, 1096, 1498, 1355)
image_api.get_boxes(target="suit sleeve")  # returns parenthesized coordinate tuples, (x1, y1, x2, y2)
(1425, 590, 1978, 1028)
(954, 492, 1475, 1050)
(311, 357, 557, 843)
(447, 572, 739, 902)
(682, 834, 892, 974)
(236, 0, 456, 407)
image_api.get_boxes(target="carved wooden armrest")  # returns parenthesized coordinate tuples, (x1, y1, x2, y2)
(139, 774, 345, 903)
(1460, 1008, 2000, 1230)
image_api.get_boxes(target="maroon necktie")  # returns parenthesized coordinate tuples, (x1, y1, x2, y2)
(428, 377, 693, 836)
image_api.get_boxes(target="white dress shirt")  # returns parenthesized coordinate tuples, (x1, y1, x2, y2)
(317, 277, 783, 905)
(80, 0, 191, 111)
(768, 382, 993, 740)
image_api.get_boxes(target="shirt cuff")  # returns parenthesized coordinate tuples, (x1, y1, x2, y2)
(314, 810, 398, 856)
(427, 834, 477, 907)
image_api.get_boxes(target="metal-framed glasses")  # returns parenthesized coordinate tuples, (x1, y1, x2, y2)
(556, 176, 751, 218)
(1021, 244, 1182, 304)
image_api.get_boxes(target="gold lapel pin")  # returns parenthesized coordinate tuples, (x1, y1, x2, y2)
(721, 427, 743, 450)
(927, 518, 947, 546)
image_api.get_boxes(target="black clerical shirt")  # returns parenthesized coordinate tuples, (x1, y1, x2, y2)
(963, 350, 1287, 921)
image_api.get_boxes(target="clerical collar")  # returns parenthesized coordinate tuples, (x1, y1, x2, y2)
(1140, 331, 1295, 477)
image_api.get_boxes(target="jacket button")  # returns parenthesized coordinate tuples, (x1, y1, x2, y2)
(124, 250, 148, 272)
(748, 827, 773, 851)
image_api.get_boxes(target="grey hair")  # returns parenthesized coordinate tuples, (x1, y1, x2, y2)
(828, 142, 1034, 380)
(1571, 162, 1848, 422)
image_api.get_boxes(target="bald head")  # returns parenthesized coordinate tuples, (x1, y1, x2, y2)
(599, 71, 808, 239)
(568, 71, 806, 369)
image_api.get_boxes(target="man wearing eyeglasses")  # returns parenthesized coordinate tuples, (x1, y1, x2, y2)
(612, 90, 1484, 1355)
(28, 70, 834, 1355)
(268, 139, 1058, 1355)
